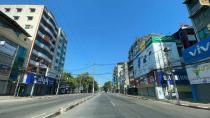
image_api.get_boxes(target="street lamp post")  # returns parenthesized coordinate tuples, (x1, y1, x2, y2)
(92, 64, 95, 94)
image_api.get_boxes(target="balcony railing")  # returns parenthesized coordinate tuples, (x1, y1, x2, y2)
(37, 31, 54, 48)
(29, 59, 48, 69)
(34, 40, 54, 55)
(32, 49, 52, 63)
(40, 23, 57, 42)
(42, 15, 58, 36)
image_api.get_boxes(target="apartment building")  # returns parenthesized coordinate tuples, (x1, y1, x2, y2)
(119, 62, 129, 94)
(50, 28, 67, 78)
(184, 0, 210, 41)
(113, 63, 124, 93)
(0, 5, 68, 95)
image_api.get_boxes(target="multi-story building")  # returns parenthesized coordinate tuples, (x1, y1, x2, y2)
(127, 39, 140, 95)
(172, 24, 198, 57)
(184, 0, 210, 41)
(119, 62, 129, 94)
(0, 5, 68, 95)
(50, 28, 67, 78)
(129, 34, 191, 99)
(112, 62, 124, 93)
(0, 11, 31, 95)
(183, 0, 210, 102)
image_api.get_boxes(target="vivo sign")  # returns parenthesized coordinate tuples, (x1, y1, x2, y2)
(183, 37, 210, 64)
(189, 42, 210, 56)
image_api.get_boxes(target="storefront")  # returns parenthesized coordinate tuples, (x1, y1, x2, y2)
(21, 72, 56, 96)
(183, 36, 210, 102)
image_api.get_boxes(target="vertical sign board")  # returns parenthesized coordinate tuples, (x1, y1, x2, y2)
(183, 36, 210, 84)
(183, 36, 210, 64)
(199, 0, 210, 5)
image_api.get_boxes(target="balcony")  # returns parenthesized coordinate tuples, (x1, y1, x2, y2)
(32, 49, 52, 63)
(42, 15, 58, 36)
(37, 31, 54, 48)
(29, 59, 48, 69)
(40, 23, 57, 42)
(34, 40, 54, 55)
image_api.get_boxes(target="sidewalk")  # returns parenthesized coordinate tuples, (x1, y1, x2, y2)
(119, 94, 210, 110)
(0, 93, 82, 103)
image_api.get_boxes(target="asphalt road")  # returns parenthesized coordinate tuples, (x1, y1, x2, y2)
(0, 94, 92, 118)
(59, 93, 210, 118)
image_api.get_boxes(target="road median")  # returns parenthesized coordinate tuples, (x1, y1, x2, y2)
(44, 94, 96, 118)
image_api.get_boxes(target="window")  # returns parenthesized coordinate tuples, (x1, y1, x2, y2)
(5, 8, 10, 12)
(13, 16, 19, 20)
(30, 8, 36, 12)
(149, 51, 152, 56)
(16, 8, 22, 12)
(25, 25, 32, 29)
(27, 16, 33, 21)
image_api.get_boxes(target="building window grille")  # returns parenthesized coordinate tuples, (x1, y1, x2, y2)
(30, 8, 36, 12)
(13, 16, 19, 20)
(25, 24, 33, 29)
(5, 8, 10, 12)
(27, 16, 33, 21)
(16, 8, 22, 12)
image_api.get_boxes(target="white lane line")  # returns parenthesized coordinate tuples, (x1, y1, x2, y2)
(31, 113, 46, 118)
(110, 101, 116, 107)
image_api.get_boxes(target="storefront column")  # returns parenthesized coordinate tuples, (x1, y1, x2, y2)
(191, 84, 199, 102)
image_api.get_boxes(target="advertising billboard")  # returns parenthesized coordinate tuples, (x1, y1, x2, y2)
(186, 62, 210, 84)
(183, 36, 210, 64)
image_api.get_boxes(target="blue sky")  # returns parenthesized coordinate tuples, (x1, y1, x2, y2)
(0, 0, 191, 85)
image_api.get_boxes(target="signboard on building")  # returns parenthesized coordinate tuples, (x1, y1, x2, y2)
(199, 0, 210, 5)
(186, 62, 210, 84)
(183, 36, 210, 64)
(23, 73, 55, 85)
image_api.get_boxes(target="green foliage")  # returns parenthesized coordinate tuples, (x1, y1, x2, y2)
(62, 72, 99, 93)
(103, 81, 112, 92)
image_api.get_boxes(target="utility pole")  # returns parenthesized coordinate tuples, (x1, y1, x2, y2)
(30, 59, 42, 97)
(164, 47, 180, 105)
(92, 64, 95, 94)
(56, 72, 62, 95)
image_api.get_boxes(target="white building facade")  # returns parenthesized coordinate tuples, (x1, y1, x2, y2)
(132, 34, 190, 99)
(113, 63, 124, 93)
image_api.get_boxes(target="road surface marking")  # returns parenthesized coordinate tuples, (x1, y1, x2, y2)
(31, 113, 46, 118)
(110, 101, 116, 107)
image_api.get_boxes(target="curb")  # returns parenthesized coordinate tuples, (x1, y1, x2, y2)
(117, 93, 210, 111)
(44, 94, 96, 118)
(178, 104, 210, 110)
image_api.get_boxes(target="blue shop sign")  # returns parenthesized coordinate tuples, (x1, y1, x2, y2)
(25, 73, 55, 85)
(183, 36, 210, 64)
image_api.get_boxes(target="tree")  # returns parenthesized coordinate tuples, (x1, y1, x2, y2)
(62, 72, 78, 93)
(103, 81, 112, 92)
(61, 72, 99, 93)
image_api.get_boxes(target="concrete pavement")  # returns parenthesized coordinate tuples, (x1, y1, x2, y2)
(119, 94, 210, 110)
(58, 93, 210, 118)
(0, 94, 92, 118)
